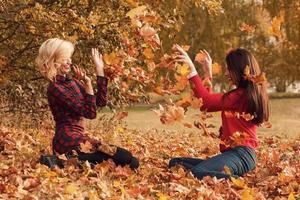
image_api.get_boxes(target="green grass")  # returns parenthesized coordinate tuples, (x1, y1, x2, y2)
(117, 98, 300, 138)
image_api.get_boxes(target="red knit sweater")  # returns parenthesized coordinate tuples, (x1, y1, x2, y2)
(190, 75, 258, 152)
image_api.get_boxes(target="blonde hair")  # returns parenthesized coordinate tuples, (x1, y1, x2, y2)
(36, 38, 74, 81)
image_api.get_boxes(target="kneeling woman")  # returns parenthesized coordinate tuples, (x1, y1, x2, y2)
(36, 38, 138, 169)
(169, 45, 269, 179)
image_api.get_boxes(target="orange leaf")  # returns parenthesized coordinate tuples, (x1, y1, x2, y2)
(115, 111, 128, 120)
(183, 122, 193, 128)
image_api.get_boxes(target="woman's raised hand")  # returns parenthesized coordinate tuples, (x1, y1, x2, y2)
(91, 48, 104, 76)
(173, 44, 198, 78)
(195, 50, 212, 78)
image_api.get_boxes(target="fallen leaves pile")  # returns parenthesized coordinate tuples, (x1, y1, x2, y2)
(0, 120, 299, 200)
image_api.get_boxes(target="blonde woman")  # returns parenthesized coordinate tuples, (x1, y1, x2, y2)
(36, 38, 139, 169)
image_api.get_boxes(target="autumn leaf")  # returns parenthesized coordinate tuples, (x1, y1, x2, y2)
(268, 12, 284, 39)
(79, 141, 94, 153)
(231, 177, 247, 189)
(182, 45, 190, 51)
(115, 111, 128, 120)
(240, 22, 255, 34)
(126, 5, 147, 19)
(175, 62, 191, 76)
(64, 183, 78, 195)
(288, 192, 296, 200)
(143, 48, 154, 59)
(153, 103, 185, 125)
(241, 188, 255, 200)
(98, 142, 117, 156)
(183, 122, 193, 128)
(195, 52, 206, 63)
(212, 63, 221, 75)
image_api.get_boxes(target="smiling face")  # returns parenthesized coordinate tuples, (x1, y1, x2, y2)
(36, 38, 74, 81)
(57, 57, 72, 75)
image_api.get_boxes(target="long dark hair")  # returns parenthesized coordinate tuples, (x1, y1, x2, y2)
(225, 48, 269, 125)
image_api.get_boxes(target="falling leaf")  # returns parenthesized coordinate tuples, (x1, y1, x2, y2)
(175, 63, 191, 76)
(240, 22, 255, 34)
(261, 121, 272, 128)
(140, 25, 156, 38)
(115, 111, 128, 120)
(212, 63, 221, 75)
(182, 45, 190, 51)
(126, 5, 147, 19)
(195, 52, 206, 63)
(203, 77, 212, 88)
(153, 103, 185, 125)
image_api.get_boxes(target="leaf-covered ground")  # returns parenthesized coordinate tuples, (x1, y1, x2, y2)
(0, 118, 299, 200)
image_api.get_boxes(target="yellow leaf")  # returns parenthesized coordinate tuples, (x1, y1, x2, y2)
(65, 32, 78, 43)
(126, 5, 147, 19)
(175, 63, 190, 76)
(113, 180, 121, 187)
(231, 177, 247, 189)
(125, 0, 139, 7)
(288, 193, 296, 200)
(212, 63, 221, 75)
(156, 192, 168, 200)
(241, 188, 254, 200)
(64, 184, 78, 195)
(88, 189, 99, 200)
(116, 126, 125, 134)
(143, 48, 154, 60)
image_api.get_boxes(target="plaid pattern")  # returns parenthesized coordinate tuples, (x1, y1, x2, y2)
(47, 75, 108, 154)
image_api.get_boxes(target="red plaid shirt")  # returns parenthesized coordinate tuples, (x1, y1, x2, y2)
(47, 75, 108, 154)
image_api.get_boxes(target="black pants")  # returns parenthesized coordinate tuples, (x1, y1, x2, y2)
(76, 147, 139, 169)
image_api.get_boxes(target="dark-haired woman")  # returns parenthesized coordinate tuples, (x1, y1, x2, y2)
(169, 45, 269, 179)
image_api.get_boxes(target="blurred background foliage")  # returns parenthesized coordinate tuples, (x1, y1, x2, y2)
(0, 0, 299, 120)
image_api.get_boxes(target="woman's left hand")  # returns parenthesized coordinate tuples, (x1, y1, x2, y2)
(91, 48, 105, 76)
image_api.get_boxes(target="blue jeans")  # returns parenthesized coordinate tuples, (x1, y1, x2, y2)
(169, 146, 256, 179)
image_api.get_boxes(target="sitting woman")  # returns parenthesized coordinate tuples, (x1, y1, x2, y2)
(36, 38, 139, 169)
(169, 45, 269, 179)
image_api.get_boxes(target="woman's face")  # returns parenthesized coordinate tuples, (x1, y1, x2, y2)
(225, 65, 235, 86)
(58, 57, 72, 75)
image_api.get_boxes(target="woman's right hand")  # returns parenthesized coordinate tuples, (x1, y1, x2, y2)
(72, 65, 94, 95)
(173, 44, 198, 78)
(195, 50, 212, 78)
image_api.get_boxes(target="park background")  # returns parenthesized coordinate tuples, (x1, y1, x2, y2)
(0, 0, 299, 199)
